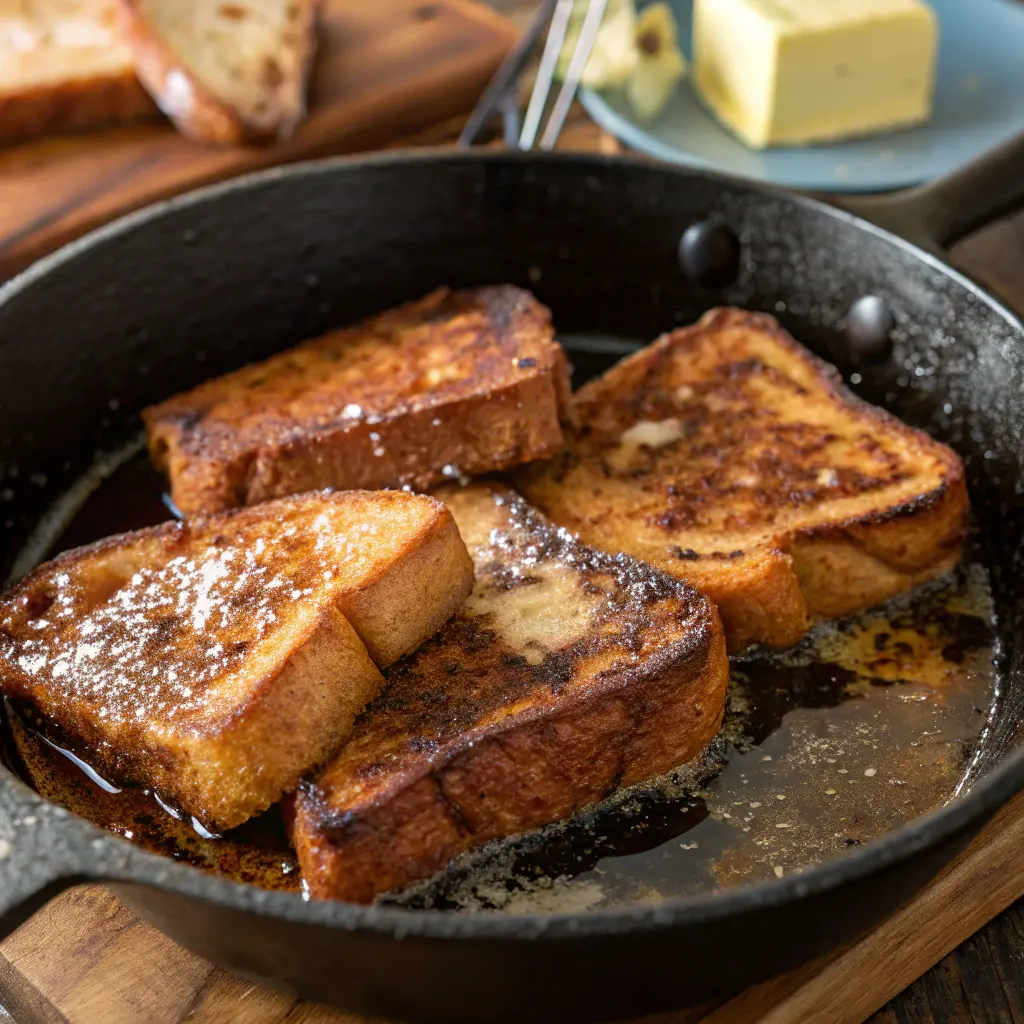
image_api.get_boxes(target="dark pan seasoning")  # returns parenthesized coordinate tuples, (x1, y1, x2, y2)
(6, 449, 997, 911)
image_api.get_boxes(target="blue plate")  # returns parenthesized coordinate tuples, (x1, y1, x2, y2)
(579, 0, 1024, 192)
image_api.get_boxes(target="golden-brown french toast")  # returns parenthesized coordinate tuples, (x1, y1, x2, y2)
(144, 286, 572, 516)
(0, 490, 473, 830)
(291, 483, 728, 904)
(518, 308, 969, 652)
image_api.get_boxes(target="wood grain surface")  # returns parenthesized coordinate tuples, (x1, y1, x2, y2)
(0, 0, 516, 281)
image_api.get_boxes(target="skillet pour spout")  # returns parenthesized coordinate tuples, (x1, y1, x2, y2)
(0, 146, 1023, 1022)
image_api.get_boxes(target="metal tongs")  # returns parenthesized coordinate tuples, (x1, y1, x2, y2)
(458, 0, 609, 151)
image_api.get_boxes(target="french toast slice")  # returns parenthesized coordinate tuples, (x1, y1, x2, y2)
(292, 483, 728, 904)
(0, 490, 473, 830)
(144, 286, 572, 516)
(518, 308, 969, 652)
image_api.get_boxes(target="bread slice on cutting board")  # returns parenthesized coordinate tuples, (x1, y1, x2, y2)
(518, 308, 969, 653)
(0, 489, 474, 831)
(0, 0, 158, 148)
(115, 0, 318, 144)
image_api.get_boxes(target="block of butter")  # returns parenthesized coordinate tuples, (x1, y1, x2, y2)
(693, 0, 939, 149)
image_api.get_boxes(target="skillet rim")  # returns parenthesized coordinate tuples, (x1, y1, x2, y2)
(1, 148, 1022, 941)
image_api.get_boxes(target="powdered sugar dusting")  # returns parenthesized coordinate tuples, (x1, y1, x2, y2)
(304, 483, 713, 818)
(0, 491, 430, 730)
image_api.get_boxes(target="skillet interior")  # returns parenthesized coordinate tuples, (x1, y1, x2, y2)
(0, 152, 1022, 1021)
(3, 344, 1004, 909)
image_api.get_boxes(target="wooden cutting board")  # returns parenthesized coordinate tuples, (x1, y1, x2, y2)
(2, 788, 1024, 1024)
(0, 0, 516, 281)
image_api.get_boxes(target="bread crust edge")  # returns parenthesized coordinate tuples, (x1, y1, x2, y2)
(115, 0, 318, 145)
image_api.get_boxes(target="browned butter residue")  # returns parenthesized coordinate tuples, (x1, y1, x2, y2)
(389, 560, 996, 912)
(705, 563, 995, 895)
(9, 710, 300, 892)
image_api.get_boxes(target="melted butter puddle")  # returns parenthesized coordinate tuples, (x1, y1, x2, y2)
(386, 561, 998, 913)
(152, 791, 221, 840)
(11, 712, 298, 891)
(39, 729, 221, 840)
(39, 735, 122, 794)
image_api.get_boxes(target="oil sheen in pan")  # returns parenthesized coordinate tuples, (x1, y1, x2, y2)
(4, 447, 1000, 912)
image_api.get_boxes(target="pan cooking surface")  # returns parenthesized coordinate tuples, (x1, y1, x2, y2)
(395, 562, 995, 911)
(1, 331, 1001, 913)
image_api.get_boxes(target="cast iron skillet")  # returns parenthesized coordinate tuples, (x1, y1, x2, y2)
(0, 139, 1024, 1023)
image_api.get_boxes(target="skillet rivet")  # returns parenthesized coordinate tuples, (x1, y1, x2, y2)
(678, 221, 741, 289)
(845, 295, 894, 360)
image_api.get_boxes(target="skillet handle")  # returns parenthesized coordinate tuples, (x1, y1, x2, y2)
(838, 130, 1024, 253)
(0, 776, 84, 938)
